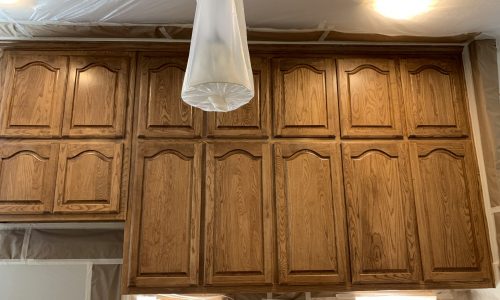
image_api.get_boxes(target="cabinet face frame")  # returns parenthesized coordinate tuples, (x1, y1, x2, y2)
(0, 142, 59, 214)
(274, 142, 348, 285)
(204, 142, 274, 285)
(126, 142, 202, 288)
(342, 142, 421, 283)
(0, 52, 68, 138)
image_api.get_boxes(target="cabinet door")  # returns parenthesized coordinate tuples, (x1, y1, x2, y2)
(410, 141, 491, 282)
(137, 55, 202, 138)
(275, 143, 347, 284)
(53, 142, 123, 213)
(273, 58, 338, 137)
(342, 142, 420, 283)
(126, 142, 201, 288)
(205, 143, 273, 285)
(0, 143, 58, 214)
(338, 58, 403, 138)
(63, 55, 130, 137)
(0, 53, 67, 137)
(401, 58, 469, 137)
(207, 57, 270, 137)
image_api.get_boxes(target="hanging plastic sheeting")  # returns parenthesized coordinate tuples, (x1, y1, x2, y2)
(181, 0, 253, 112)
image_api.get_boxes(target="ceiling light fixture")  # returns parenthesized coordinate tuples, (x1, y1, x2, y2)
(373, 0, 434, 20)
(181, 0, 254, 112)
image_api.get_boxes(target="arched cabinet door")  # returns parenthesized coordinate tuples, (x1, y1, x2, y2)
(400, 57, 469, 137)
(0, 143, 59, 214)
(53, 142, 123, 213)
(410, 141, 492, 283)
(0, 53, 67, 137)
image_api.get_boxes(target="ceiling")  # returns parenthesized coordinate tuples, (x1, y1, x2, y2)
(1, 0, 500, 39)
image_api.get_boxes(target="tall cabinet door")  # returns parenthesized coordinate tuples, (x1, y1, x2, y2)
(0, 143, 59, 214)
(63, 55, 131, 137)
(126, 142, 201, 288)
(0, 53, 67, 137)
(410, 141, 491, 282)
(338, 58, 403, 138)
(342, 142, 420, 283)
(205, 143, 273, 285)
(273, 58, 338, 137)
(400, 58, 469, 137)
(136, 55, 203, 138)
(275, 143, 347, 285)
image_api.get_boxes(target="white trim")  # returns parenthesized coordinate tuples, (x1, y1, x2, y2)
(0, 222, 124, 230)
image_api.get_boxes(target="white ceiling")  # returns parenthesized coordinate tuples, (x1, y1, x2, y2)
(1, 0, 500, 38)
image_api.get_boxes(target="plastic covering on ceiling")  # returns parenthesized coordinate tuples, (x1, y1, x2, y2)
(0, 0, 500, 39)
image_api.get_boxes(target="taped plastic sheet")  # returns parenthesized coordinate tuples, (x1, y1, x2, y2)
(0, 229, 24, 259)
(91, 264, 121, 300)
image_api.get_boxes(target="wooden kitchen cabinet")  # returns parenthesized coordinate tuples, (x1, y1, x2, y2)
(207, 57, 270, 137)
(62, 55, 131, 138)
(53, 142, 123, 213)
(0, 53, 67, 138)
(204, 142, 273, 285)
(410, 141, 491, 283)
(275, 143, 348, 285)
(136, 55, 203, 138)
(0, 142, 59, 214)
(342, 142, 420, 283)
(400, 57, 469, 137)
(125, 142, 202, 288)
(337, 58, 403, 138)
(273, 58, 338, 137)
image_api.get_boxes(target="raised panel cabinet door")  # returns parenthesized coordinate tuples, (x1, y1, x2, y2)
(0, 143, 58, 214)
(136, 55, 203, 138)
(338, 58, 403, 138)
(275, 143, 347, 285)
(207, 57, 270, 137)
(342, 142, 420, 283)
(410, 141, 492, 283)
(126, 142, 201, 288)
(400, 58, 469, 137)
(273, 58, 338, 137)
(205, 142, 273, 285)
(0, 53, 68, 137)
(63, 55, 130, 137)
(53, 142, 123, 213)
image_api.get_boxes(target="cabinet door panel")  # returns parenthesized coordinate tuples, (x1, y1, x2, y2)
(410, 141, 491, 282)
(127, 142, 201, 288)
(54, 142, 122, 213)
(63, 55, 130, 137)
(0, 143, 58, 214)
(205, 143, 273, 285)
(207, 57, 270, 137)
(342, 142, 420, 283)
(273, 58, 338, 137)
(338, 58, 403, 138)
(0, 53, 67, 137)
(401, 58, 469, 137)
(137, 55, 202, 138)
(275, 143, 347, 284)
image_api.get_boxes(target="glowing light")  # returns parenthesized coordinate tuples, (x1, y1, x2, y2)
(373, 0, 434, 20)
(356, 296, 436, 300)
(0, 0, 18, 4)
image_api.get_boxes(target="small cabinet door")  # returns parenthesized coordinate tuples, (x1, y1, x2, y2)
(0, 53, 67, 137)
(53, 142, 123, 213)
(126, 142, 201, 288)
(410, 141, 491, 282)
(0, 143, 58, 214)
(136, 55, 203, 138)
(401, 58, 469, 137)
(275, 143, 347, 285)
(207, 57, 270, 137)
(205, 143, 273, 285)
(273, 58, 338, 137)
(63, 55, 130, 137)
(338, 58, 403, 138)
(342, 142, 420, 283)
